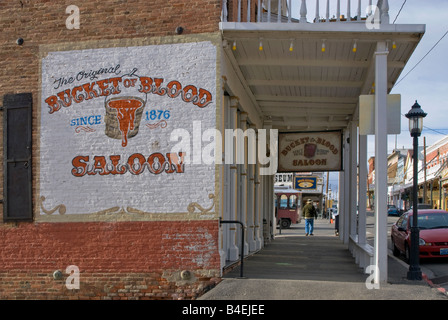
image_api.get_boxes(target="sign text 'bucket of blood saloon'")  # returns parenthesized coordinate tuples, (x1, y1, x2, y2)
(39, 42, 217, 215)
(278, 131, 343, 172)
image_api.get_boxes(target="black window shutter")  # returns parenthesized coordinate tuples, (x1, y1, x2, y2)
(3, 93, 33, 221)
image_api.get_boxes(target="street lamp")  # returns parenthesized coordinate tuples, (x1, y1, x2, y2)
(405, 100, 427, 281)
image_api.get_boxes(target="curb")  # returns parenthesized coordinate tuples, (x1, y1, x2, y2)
(388, 249, 448, 296)
(422, 273, 448, 296)
(388, 251, 447, 296)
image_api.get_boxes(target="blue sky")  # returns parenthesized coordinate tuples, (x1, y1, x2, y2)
(387, 0, 448, 155)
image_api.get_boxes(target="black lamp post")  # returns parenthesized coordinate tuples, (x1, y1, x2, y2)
(405, 101, 427, 281)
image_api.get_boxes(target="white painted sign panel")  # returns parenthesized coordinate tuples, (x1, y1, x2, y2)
(359, 94, 401, 135)
(39, 42, 217, 215)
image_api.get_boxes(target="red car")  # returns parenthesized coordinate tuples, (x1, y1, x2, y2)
(391, 209, 448, 261)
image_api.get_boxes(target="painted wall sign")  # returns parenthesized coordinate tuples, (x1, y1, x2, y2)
(278, 131, 342, 172)
(39, 41, 217, 216)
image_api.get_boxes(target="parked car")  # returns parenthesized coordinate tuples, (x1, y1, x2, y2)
(410, 203, 432, 210)
(391, 209, 448, 262)
(387, 204, 400, 216)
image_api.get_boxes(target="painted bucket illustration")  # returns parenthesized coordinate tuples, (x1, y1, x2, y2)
(104, 75, 147, 147)
(304, 143, 317, 158)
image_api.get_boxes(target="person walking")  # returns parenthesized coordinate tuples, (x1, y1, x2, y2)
(303, 199, 317, 236)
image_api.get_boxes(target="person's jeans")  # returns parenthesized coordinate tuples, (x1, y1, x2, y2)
(305, 218, 314, 235)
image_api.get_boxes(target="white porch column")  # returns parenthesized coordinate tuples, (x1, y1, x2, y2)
(263, 120, 274, 241)
(349, 122, 358, 238)
(358, 134, 368, 244)
(254, 158, 263, 249)
(374, 41, 389, 284)
(247, 124, 257, 252)
(342, 128, 350, 244)
(338, 170, 344, 240)
(239, 112, 249, 255)
(228, 96, 239, 261)
(220, 95, 230, 268)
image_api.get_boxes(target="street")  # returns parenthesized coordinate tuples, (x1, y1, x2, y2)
(365, 210, 448, 294)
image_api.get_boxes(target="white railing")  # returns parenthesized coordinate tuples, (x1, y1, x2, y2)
(222, 0, 389, 24)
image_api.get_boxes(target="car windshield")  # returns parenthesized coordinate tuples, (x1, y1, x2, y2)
(410, 213, 448, 229)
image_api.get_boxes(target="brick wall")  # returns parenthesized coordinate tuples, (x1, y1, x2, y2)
(0, 0, 221, 101)
(0, 220, 221, 299)
(0, 0, 222, 300)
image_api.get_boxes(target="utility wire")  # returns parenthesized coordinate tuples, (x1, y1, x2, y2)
(394, 29, 448, 87)
(422, 126, 448, 136)
(393, 0, 407, 24)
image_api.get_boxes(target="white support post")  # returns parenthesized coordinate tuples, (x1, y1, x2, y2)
(228, 97, 240, 261)
(239, 112, 249, 256)
(222, 0, 228, 22)
(349, 122, 358, 238)
(248, 124, 257, 252)
(300, 0, 307, 22)
(267, 0, 271, 22)
(219, 95, 230, 269)
(343, 128, 350, 244)
(263, 120, 274, 241)
(254, 148, 262, 250)
(237, 0, 241, 22)
(288, 0, 292, 23)
(381, 0, 389, 24)
(357, 0, 361, 21)
(338, 171, 344, 240)
(277, 0, 282, 22)
(346, 0, 351, 22)
(374, 41, 389, 284)
(337, 0, 341, 22)
(358, 134, 368, 244)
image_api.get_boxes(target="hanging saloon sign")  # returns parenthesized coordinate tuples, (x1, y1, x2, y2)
(278, 131, 343, 172)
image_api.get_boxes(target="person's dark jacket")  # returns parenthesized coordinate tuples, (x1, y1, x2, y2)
(303, 203, 317, 219)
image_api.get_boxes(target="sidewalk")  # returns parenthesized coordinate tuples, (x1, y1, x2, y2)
(199, 220, 447, 300)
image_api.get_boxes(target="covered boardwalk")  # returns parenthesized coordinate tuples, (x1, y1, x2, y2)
(218, 0, 425, 286)
(202, 220, 445, 299)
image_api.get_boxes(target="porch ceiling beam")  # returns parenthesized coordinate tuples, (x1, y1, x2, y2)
(242, 58, 406, 69)
(261, 106, 355, 116)
(239, 58, 369, 68)
(238, 58, 405, 69)
(265, 112, 351, 121)
(248, 79, 365, 88)
(271, 119, 349, 127)
(255, 95, 358, 104)
(260, 102, 356, 110)
(272, 125, 349, 130)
